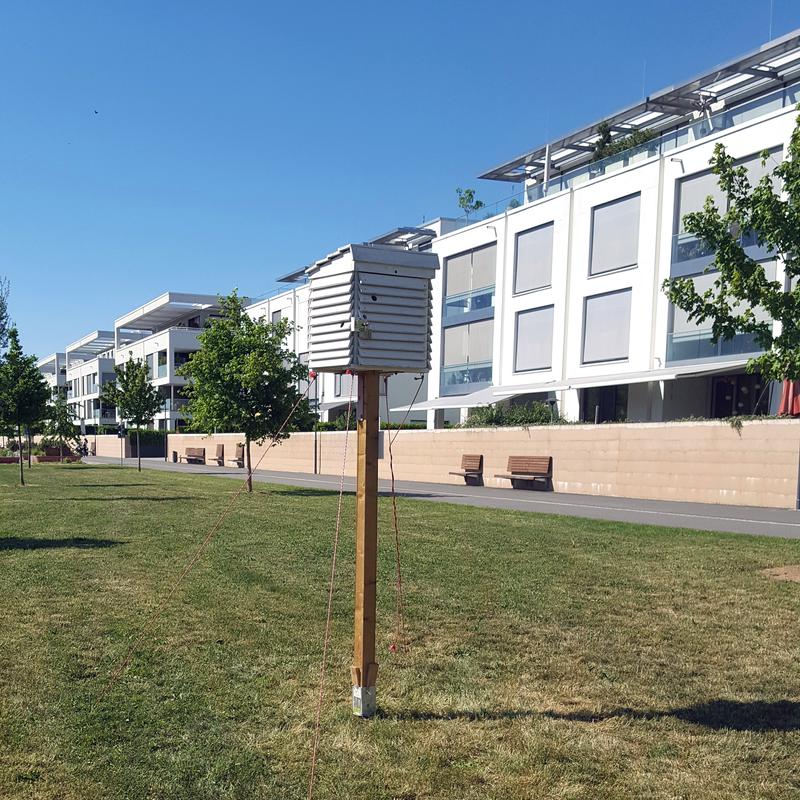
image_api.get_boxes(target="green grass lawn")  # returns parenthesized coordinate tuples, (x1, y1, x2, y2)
(1, 463, 799, 799)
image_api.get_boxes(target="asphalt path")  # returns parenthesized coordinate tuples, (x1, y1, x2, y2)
(84, 456, 800, 540)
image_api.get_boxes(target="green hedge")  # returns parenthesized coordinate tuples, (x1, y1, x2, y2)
(314, 413, 426, 432)
(460, 401, 564, 428)
(126, 428, 167, 444)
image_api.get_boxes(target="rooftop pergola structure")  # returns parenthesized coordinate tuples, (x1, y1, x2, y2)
(480, 28, 800, 185)
(36, 352, 66, 374)
(65, 330, 116, 368)
(113, 291, 223, 346)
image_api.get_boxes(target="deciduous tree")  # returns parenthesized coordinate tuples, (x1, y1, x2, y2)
(179, 291, 313, 492)
(0, 328, 50, 485)
(101, 357, 163, 472)
(43, 392, 79, 461)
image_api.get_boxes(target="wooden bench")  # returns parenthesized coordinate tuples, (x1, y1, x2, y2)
(449, 454, 484, 483)
(495, 456, 553, 489)
(211, 444, 224, 466)
(179, 447, 205, 464)
(227, 443, 245, 468)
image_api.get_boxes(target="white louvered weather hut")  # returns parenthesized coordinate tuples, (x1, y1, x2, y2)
(305, 243, 439, 374)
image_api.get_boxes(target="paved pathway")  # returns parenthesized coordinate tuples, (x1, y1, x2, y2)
(85, 456, 800, 540)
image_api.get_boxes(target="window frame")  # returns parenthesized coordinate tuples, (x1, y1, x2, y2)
(513, 221, 554, 296)
(581, 287, 633, 365)
(588, 192, 641, 278)
(513, 304, 555, 374)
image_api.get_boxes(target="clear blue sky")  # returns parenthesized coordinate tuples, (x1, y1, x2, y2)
(1, 0, 797, 357)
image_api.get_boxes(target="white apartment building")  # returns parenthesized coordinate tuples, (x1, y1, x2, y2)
(114, 292, 225, 431)
(409, 30, 800, 427)
(36, 352, 67, 398)
(64, 330, 117, 432)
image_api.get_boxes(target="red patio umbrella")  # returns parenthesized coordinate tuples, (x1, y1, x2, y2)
(778, 379, 800, 416)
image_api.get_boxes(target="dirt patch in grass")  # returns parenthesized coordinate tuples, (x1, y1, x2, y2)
(762, 564, 800, 582)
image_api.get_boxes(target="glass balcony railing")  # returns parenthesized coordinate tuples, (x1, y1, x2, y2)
(157, 364, 167, 378)
(671, 229, 771, 275)
(161, 398, 189, 412)
(666, 329, 764, 364)
(443, 285, 495, 319)
(440, 360, 493, 396)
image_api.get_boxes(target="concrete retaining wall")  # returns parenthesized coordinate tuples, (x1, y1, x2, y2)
(162, 420, 800, 509)
(94, 435, 131, 458)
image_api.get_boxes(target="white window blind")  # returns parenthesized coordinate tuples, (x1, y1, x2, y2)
(444, 244, 497, 297)
(443, 319, 494, 366)
(515, 306, 554, 372)
(470, 244, 497, 291)
(468, 319, 494, 363)
(582, 289, 632, 363)
(444, 252, 471, 297)
(590, 194, 640, 275)
(670, 262, 777, 334)
(514, 223, 553, 294)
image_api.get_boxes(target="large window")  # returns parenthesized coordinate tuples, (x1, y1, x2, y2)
(514, 306, 554, 372)
(582, 289, 632, 364)
(666, 262, 775, 363)
(675, 148, 782, 233)
(514, 223, 553, 294)
(589, 193, 641, 275)
(581, 385, 629, 423)
(444, 244, 496, 318)
(672, 149, 782, 274)
(441, 319, 493, 393)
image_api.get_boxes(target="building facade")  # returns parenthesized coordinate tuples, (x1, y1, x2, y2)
(113, 292, 224, 431)
(413, 31, 800, 427)
(36, 352, 67, 398)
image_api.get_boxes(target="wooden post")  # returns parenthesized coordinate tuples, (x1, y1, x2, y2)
(351, 371, 380, 717)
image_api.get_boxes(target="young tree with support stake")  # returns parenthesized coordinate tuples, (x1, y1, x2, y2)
(101, 357, 163, 472)
(178, 291, 313, 492)
(0, 328, 50, 486)
(43, 392, 79, 461)
(663, 110, 800, 385)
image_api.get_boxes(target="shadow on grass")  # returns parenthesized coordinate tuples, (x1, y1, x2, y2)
(75, 483, 154, 488)
(54, 496, 196, 502)
(0, 536, 123, 551)
(386, 699, 800, 732)
(264, 487, 438, 500)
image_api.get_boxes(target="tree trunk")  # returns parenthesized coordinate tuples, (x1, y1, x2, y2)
(245, 435, 253, 493)
(17, 425, 24, 486)
(137, 430, 141, 472)
(59, 440, 63, 463)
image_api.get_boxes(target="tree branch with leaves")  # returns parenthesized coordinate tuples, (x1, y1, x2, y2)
(663, 110, 800, 382)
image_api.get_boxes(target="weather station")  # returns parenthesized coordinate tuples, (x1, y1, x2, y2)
(305, 236, 439, 718)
